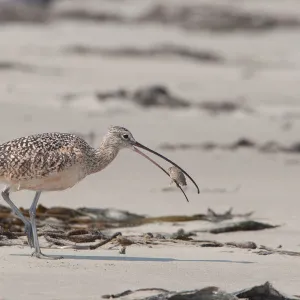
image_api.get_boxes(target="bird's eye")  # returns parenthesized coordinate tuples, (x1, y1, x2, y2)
(123, 134, 129, 139)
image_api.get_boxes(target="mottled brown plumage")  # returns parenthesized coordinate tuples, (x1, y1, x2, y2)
(0, 126, 199, 259)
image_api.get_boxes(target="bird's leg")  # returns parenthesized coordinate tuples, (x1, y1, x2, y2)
(29, 191, 62, 260)
(1, 187, 34, 248)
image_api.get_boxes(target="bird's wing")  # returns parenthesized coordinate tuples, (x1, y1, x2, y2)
(0, 133, 87, 181)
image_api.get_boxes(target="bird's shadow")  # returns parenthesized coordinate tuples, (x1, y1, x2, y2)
(11, 253, 254, 264)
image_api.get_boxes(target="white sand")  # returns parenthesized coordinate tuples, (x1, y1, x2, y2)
(0, 0, 300, 299)
(1, 246, 300, 300)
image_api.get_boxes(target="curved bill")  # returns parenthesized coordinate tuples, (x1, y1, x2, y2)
(133, 141, 200, 194)
(133, 146, 189, 202)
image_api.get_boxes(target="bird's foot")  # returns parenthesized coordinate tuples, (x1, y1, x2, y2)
(31, 251, 63, 260)
(24, 223, 34, 248)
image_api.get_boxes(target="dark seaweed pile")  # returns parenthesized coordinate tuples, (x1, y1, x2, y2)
(1, 205, 295, 258)
(102, 281, 299, 300)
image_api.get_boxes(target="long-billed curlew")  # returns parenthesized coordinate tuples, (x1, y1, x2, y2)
(0, 126, 199, 259)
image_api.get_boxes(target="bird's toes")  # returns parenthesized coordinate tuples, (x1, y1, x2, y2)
(31, 251, 62, 260)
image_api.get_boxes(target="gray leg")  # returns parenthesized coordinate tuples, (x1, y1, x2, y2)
(1, 187, 34, 248)
(29, 191, 62, 260)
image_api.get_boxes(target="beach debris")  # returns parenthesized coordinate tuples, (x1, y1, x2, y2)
(97, 85, 190, 108)
(102, 281, 298, 300)
(198, 100, 253, 115)
(143, 232, 154, 240)
(43, 232, 300, 258)
(0, 204, 280, 253)
(162, 185, 241, 194)
(51, 2, 300, 33)
(102, 286, 238, 300)
(55, 9, 123, 23)
(65, 43, 223, 64)
(160, 138, 300, 156)
(160, 139, 257, 152)
(188, 239, 257, 249)
(94, 85, 253, 115)
(137, 4, 300, 32)
(170, 229, 196, 241)
(0, 205, 254, 236)
(140, 208, 252, 225)
(0, 227, 18, 240)
(46, 232, 122, 250)
(0, 61, 60, 75)
(1, 216, 299, 258)
(225, 241, 257, 249)
(116, 235, 134, 247)
(201, 220, 280, 234)
(233, 281, 299, 300)
(119, 246, 126, 254)
(102, 288, 171, 300)
(255, 245, 300, 257)
(0, 0, 53, 23)
(61, 85, 253, 115)
(205, 207, 252, 223)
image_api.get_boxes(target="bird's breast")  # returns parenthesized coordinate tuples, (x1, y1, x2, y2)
(7, 165, 87, 192)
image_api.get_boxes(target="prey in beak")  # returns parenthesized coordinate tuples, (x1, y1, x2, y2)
(132, 141, 200, 202)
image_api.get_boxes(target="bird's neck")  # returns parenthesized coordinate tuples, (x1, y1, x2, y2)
(87, 139, 120, 175)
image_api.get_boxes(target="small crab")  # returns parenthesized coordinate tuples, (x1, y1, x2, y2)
(167, 166, 190, 202)
(168, 166, 187, 187)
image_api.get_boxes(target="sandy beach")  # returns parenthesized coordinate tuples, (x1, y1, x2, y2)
(0, 0, 300, 299)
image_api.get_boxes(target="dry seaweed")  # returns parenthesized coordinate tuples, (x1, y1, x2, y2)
(201, 220, 279, 234)
(225, 241, 257, 249)
(46, 232, 122, 250)
(55, 10, 124, 23)
(0, 205, 253, 236)
(188, 239, 257, 249)
(0, 0, 52, 23)
(61, 85, 252, 114)
(65, 44, 223, 64)
(3, 1, 300, 35)
(102, 281, 298, 300)
(205, 208, 253, 223)
(44, 232, 300, 258)
(234, 281, 298, 300)
(137, 4, 300, 32)
(97, 85, 190, 108)
(0, 204, 276, 253)
(102, 288, 171, 300)
(59, 4, 300, 33)
(0, 215, 298, 258)
(137, 208, 252, 226)
(159, 138, 300, 155)
(170, 229, 196, 241)
(102, 286, 238, 300)
(95, 85, 251, 113)
(255, 245, 300, 257)
(198, 100, 253, 115)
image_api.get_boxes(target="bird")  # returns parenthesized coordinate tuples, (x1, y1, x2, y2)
(0, 126, 199, 259)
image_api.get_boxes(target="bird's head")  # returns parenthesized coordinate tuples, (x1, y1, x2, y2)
(106, 125, 200, 199)
(107, 126, 137, 149)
